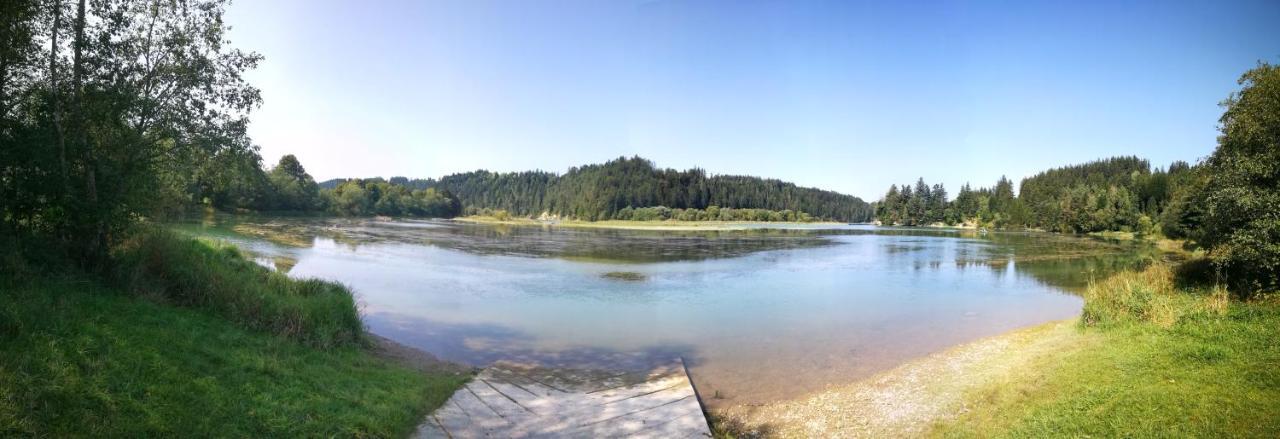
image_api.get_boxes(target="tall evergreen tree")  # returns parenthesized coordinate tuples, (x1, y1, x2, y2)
(930, 183, 949, 224)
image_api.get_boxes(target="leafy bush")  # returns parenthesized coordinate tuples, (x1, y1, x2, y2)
(1196, 62, 1280, 297)
(322, 179, 461, 218)
(111, 230, 364, 348)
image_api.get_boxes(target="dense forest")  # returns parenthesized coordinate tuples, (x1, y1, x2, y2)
(323, 156, 875, 222)
(877, 157, 1192, 234)
(611, 206, 816, 222)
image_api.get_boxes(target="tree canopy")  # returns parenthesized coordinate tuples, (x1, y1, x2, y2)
(2, 0, 262, 264)
(1195, 62, 1280, 294)
(267, 155, 321, 211)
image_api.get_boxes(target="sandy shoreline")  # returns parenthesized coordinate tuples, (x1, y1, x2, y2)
(714, 319, 1094, 438)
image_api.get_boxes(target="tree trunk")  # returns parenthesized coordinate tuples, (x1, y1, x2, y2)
(0, 56, 8, 119)
(71, 0, 103, 264)
(50, 0, 68, 195)
(0, 7, 10, 118)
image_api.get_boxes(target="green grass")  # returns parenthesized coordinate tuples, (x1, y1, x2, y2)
(931, 266, 1280, 438)
(1081, 263, 1229, 328)
(111, 230, 363, 348)
(0, 277, 467, 437)
(0, 231, 468, 436)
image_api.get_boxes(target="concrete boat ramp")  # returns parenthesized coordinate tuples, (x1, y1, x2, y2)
(414, 358, 712, 438)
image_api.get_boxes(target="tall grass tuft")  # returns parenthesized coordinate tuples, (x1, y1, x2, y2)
(1082, 264, 1229, 328)
(111, 230, 364, 348)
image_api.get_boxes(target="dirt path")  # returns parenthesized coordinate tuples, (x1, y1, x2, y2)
(715, 320, 1097, 438)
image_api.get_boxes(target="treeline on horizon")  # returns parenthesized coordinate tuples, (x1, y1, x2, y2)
(876, 156, 1193, 235)
(320, 156, 875, 222)
(874, 62, 1279, 295)
(199, 155, 873, 222)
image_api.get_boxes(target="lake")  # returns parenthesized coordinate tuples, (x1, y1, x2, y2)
(179, 215, 1155, 407)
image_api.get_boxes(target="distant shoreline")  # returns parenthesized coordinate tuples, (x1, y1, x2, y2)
(452, 215, 851, 231)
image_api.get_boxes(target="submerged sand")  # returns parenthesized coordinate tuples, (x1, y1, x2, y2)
(715, 320, 1096, 438)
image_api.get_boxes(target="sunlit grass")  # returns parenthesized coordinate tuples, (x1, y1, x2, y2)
(0, 231, 469, 435)
(931, 265, 1280, 437)
(111, 230, 363, 348)
(1082, 264, 1228, 328)
(0, 278, 467, 437)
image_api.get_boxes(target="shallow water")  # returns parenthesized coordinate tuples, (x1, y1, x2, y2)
(178, 215, 1154, 406)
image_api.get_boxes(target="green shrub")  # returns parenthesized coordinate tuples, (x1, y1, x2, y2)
(111, 230, 364, 348)
(1173, 255, 1217, 286)
(1195, 62, 1280, 297)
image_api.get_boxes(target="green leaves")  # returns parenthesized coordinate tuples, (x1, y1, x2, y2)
(1, 0, 264, 261)
(1198, 62, 1280, 296)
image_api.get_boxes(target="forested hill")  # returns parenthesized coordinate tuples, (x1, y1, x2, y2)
(321, 157, 873, 222)
(1018, 156, 1188, 232)
(876, 155, 1195, 234)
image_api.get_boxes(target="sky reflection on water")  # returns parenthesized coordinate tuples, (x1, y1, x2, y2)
(180, 216, 1153, 406)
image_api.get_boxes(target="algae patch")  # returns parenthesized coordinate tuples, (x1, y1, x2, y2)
(602, 271, 647, 282)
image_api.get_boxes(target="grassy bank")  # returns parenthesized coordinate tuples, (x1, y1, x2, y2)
(112, 231, 364, 348)
(719, 264, 1279, 437)
(455, 215, 844, 231)
(0, 233, 468, 436)
(932, 266, 1278, 437)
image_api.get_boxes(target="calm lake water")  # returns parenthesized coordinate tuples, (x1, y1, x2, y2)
(179, 215, 1155, 406)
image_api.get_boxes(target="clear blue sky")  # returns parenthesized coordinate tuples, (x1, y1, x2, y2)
(225, 0, 1279, 200)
